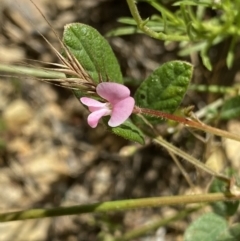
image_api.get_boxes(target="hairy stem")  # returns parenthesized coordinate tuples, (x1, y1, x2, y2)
(137, 107, 240, 142)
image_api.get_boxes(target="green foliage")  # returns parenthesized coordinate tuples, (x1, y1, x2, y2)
(110, 0, 240, 70)
(209, 174, 239, 217)
(216, 224, 240, 241)
(188, 84, 240, 121)
(62, 24, 192, 142)
(62, 23, 123, 87)
(110, 120, 145, 145)
(173, 0, 220, 7)
(185, 170, 240, 241)
(185, 212, 240, 241)
(184, 213, 228, 241)
(133, 61, 192, 125)
(220, 96, 240, 120)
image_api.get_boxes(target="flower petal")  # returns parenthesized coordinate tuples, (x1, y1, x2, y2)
(97, 82, 131, 104)
(80, 97, 106, 107)
(108, 97, 135, 127)
(80, 97, 110, 112)
(87, 108, 111, 128)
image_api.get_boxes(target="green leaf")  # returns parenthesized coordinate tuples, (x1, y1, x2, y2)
(179, 37, 223, 57)
(220, 96, 240, 120)
(110, 120, 145, 145)
(200, 46, 212, 71)
(133, 60, 193, 125)
(216, 224, 240, 241)
(62, 23, 122, 98)
(179, 41, 207, 56)
(226, 50, 234, 69)
(173, 0, 216, 7)
(184, 213, 228, 241)
(209, 170, 239, 217)
(106, 26, 142, 37)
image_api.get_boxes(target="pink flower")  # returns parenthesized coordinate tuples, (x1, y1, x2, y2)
(80, 82, 135, 128)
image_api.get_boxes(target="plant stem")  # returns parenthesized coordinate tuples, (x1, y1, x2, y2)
(0, 193, 238, 222)
(167, 149, 195, 189)
(115, 206, 202, 241)
(126, 0, 189, 41)
(194, 98, 223, 119)
(0, 64, 65, 79)
(137, 107, 240, 142)
(154, 136, 230, 182)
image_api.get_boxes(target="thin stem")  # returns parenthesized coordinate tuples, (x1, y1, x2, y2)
(0, 193, 238, 223)
(133, 105, 232, 183)
(154, 136, 230, 183)
(126, 0, 189, 41)
(115, 206, 202, 241)
(137, 107, 240, 142)
(0, 64, 65, 79)
(195, 98, 223, 119)
(167, 150, 195, 189)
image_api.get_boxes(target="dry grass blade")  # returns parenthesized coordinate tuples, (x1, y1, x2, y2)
(9, 0, 98, 92)
(0, 62, 95, 92)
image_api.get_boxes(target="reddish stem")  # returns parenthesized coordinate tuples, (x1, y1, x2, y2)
(134, 106, 240, 142)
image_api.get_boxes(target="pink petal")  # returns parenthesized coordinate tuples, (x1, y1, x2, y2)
(108, 97, 135, 127)
(80, 97, 106, 107)
(97, 82, 131, 104)
(87, 108, 111, 128)
(80, 97, 110, 112)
